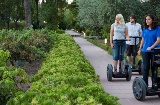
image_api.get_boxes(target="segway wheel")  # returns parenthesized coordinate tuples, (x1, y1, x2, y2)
(138, 60, 143, 75)
(107, 64, 113, 81)
(132, 77, 147, 101)
(126, 64, 132, 81)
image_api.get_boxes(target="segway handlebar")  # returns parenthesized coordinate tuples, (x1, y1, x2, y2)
(113, 39, 127, 42)
(153, 47, 160, 50)
(129, 36, 142, 39)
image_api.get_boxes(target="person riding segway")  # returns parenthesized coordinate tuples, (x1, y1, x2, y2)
(107, 14, 131, 81)
(132, 14, 160, 100)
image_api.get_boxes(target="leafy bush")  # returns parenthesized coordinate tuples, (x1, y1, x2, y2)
(9, 21, 25, 30)
(85, 29, 91, 36)
(0, 50, 29, 105)
(7, 34, 120, 105)
(0, 29, 55, 66)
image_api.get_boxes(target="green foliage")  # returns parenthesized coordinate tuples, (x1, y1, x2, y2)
(101, 25, 110, 39)
(0, 50, 10, 67)
(39, 0, 68, 30)
(0, 29, 55, 65)
(64, 0, 79, 29)
(9, 21, 25, 30)
(85, 29, 91, 36)
(0, 50, 29, 105)
(0, 0, 24, 29)
(7, 34, 119, 105)
(76, 0, 160, 37)
(77, 0, 108, 36)
(55, 29, 65, 34)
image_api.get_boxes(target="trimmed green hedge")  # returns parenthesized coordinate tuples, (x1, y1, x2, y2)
(7, 34, 120, 105)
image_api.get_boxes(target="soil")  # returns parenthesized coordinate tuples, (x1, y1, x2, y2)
(8, 59, 42, 77)
(7, 59, 42, 91)
(20, 59, 42, 77)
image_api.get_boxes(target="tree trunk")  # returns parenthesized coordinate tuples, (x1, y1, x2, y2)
(14, 20, 18, 30)
(35, 0, 39, 28)
(24, 0, 31, 29)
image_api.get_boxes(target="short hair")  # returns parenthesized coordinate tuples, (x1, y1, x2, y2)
(115, 14, 125, 26)
(143, 14, 158, 29)
(130, 15, 137, 23)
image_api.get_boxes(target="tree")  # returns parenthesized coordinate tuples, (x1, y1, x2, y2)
(77, 0, 109, 36)
(63, 0, 78, 29)
(24, 0, 31, 29)
(39, 0, 67, 30)
(11, 0, 24, 29)
(0, 0, 13, 29)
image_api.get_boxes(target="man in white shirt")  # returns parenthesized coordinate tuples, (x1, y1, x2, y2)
(125, 15, 142, 66)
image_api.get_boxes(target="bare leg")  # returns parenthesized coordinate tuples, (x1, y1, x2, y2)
(120, 60, 124, 70)
(113, 60, 118, 73)
(127, 56, 131, 64)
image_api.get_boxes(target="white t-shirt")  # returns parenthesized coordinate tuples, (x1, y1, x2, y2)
(125, 22, 142, 45)
(111, 23, 127, 40)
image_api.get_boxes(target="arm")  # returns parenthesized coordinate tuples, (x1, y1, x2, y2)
(139, 37, 144, 50)
(147, 37, 160, 50)
(137, 38, 144, 55)
(124, 28, 130, 40)
(110, 27, 114, 48)
(125, 28, 129, 38)
(139, 25, 142, 36)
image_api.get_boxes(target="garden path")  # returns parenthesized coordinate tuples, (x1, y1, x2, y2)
(65, 30, 160, 105)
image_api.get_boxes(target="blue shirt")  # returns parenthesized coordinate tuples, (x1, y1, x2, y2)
(142, 26, 160, 52)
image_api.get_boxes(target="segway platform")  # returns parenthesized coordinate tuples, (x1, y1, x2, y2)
(107, 39, 132, 81)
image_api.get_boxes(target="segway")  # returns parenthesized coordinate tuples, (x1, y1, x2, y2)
(130, 36, 143, 75)
(132, 48, 160, 100)
(107, 39, 132, 81)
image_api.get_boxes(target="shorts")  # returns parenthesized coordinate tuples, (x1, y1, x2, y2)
(112, 41, 126, 60)
(126, 44, 137, 56)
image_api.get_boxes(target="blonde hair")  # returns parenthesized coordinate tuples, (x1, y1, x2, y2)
(115, 14, 125, 26)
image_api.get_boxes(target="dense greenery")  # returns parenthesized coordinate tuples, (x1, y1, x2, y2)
(75, 0, 160, 37)
(0, 29, 55, 66)
(0, 0, 68, 30)
(0, 0, 160, 104)
(0, 0, 160, 31)
(7, 33, 120, 105)
(0, 50, 29, 105)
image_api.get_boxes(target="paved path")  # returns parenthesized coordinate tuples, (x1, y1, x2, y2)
(65, 30, 82, 37)
(65, 30, 160, 105)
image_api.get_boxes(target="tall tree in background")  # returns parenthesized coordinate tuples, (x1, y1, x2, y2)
(77, 0, 109, 36)
(77, 0, 157, 35)
(0, 0, 13, 29)
(12, 0, 24, 29)
(35, 0, 39, 27)
(39, 0, 67, 30)
(31, 0, 39, 29)
(65, 0, 78, 30)
(24, 0, 31, 29)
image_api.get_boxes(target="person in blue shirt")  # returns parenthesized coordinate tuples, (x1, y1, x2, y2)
(138, 14, 160, 87)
